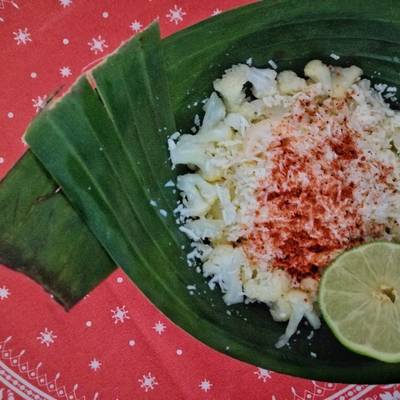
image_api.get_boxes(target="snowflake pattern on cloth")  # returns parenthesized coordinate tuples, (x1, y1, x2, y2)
(254, 367, 272, 382)
(166, 5, 186, 24)
(138, 372, 158, 392)
(199, 379, 213, 392)
(153, 321, 166, 334)
(0, 286, 10, 300)
(111, 305, 130, 323)
(130, 19, 143, 32)
(59, 66, 72, 78)
(32, 95, 47, 112)
(36, 328, 57, 347)
(59, 0, 72, 7)
(88, 35, 108, 54)
(0, 0, 398, 399)
(89, 358, 102, 371)
(13, 27, 31, 44)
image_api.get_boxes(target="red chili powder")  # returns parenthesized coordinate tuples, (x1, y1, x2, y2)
(243, 96, 389, 281)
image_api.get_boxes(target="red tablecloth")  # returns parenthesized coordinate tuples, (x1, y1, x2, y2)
(0, 1, 399, 399)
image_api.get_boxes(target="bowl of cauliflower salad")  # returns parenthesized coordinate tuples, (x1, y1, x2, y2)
(169, 59, 400, 348)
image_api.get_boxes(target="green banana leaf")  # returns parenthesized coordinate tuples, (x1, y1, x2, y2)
(0, 151, 115, 308)
(4, 0, 400, 383)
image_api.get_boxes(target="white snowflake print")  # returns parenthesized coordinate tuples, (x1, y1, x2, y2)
(199, 379, 213, 392)
(37, 328, 57, 347)
(212, 8, 222, 16)
(89, 358, 102, 371)
(88, 35, 108, 55)
(111, 305, 130, 324)
(13, 27, 31, 45)
(138, 372, 158, 392)
(0, 285, 10, 300)
(32, 95, 47, 113)
(59, 66, 72, 78)
(254, 367, 272, 382)
(166, 5, 186, 25)
(153, 321, 166, 335)
(130, 20, 143, 33)
(58, 0, 72, 7)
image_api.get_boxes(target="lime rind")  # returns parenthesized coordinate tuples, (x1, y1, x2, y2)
(319, 241, 400, 363)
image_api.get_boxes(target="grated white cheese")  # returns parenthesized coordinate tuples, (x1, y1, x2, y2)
(164, 180, 175, 188)
(268, 59, 278, 69)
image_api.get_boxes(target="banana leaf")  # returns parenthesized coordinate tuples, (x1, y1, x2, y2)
(6, 0, 400, 383)
(0, 151, 115, 308)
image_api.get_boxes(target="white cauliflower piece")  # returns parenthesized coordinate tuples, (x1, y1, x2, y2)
(277, 70, 307, 95)
(177, 174, 217, 217)
(393, 130, 400, 151)
(170, 135, 209, 166)
(304, 60, 332, 92)
(275, 289, 321, 348)
(170, 123, 233, 181)
(300, 277, 319, 302)
(183, 218, 224, 240)
(213, 64, 249, 110)
(247, 67, 277, 98)
(169, 91, 234, 181)
(196, 122, 233, 143)
(224, 113, 250, 136)
(201, 92, 226, 130)
(331, 65, 363, 98)
(216, 185, 237, 225)
(269, 297, 292, 322)
(203, 245, 247, 305)
(243, 269, 291, 303)
(237, 99, 267, 121)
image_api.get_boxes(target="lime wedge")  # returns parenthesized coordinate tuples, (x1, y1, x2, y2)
(319, 241, 400, 363)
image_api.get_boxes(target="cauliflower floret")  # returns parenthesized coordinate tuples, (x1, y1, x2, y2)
(170, 91, 235, 181)
(213, 64, 278, 121)
(247, 67, 277, 98)
(197, 123, 233, 143)
(331, 65, 363, 98)
(300, 277, 319, 302)
(237, 99, 267, 121)
(213, 64, 249, 110)
(170, 123, 233, 181)
(170, 135, 208, 166)
(216, 185, 236, 225)
(224, 113, 250, 136)
(201, 92, 226, 130)
(269, 297, 292, 322)
(277, 70, 307, 95)
(304, 60, 331, 92)
(177, 174, 217, 217)
(275, 289, 321, 348)
(243, 269, 291, 303)
(183, 218, 224, 240)
(203, 245, 247, 305)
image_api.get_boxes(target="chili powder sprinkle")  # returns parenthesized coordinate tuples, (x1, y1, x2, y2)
(243, 94, 391, 281)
